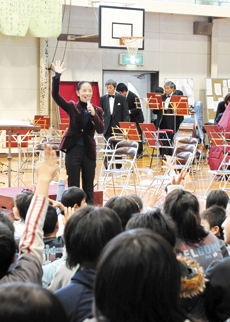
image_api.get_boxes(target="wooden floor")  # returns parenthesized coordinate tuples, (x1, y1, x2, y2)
(0, 151, 226, 212)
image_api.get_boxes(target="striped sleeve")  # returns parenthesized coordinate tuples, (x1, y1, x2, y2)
(20, 195, 49, 263)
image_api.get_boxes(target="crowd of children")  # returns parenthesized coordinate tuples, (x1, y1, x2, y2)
(0, 144, 230, 322)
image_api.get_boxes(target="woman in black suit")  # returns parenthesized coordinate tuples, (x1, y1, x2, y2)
(51, 61, 104, 205)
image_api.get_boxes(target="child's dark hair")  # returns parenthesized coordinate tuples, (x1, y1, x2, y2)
(94, 229, 187, 322)
(104, 196, 140, 230)
(61, 187, 86, 208)
(0, 222, 16, 278)
(43, 205, 58, 236)
(0, 212, 14, 235)
(128, 194, 143, 211)
(15, 191, 34, 221)
(126, 208, 176, 248)
(206, 189, 229, 210)
(201, 205, 226, 240)
(64, 206, 122, 269)
(163, 189, 208, 245)
(0, 282, 69, 322)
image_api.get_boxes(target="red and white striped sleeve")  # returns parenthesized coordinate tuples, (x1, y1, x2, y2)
(20, 195, 49, 263)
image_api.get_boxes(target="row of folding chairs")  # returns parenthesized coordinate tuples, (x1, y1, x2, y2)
(98, 136, 140, 198)
(97, 134, 200, 200)
(139, 137, 198, 197)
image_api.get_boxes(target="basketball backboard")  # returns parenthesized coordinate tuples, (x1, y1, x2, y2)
(99, 6, 145, 50)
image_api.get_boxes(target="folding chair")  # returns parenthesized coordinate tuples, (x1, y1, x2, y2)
(100, 140, 139, 197)
(99, 135, 125, 179)
(94, 134, 110, 189)
(172, 137, 198, 171)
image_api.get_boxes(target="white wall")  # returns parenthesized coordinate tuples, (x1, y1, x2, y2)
(0, 33, 39, 121)
(0, 5, 230, 124)
(48, 7, 212, 120)
(217, 18, 230, 77)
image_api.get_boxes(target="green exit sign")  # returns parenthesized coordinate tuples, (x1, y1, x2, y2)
(119, 54, 144, 65)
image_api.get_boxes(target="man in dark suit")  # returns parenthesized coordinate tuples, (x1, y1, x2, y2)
(156, 81, 184, 132)
(100, 79, 129, 168)
(117, 83, 144, 157)
(155, 81, 184, 155)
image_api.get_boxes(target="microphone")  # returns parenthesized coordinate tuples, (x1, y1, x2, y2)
(86, 97, 91, 113)
(86, 96, 91, 106)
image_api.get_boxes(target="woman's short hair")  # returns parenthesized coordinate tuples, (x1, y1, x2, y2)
(104, 196, 140, 230)
(0, 282, 69, 322)
(15, 191, 34, 221)
(77, 81, 92, 92)
(126, 208, 176, 248)
(206, 189, 229, 210)
(163, 189, 208, 244)
(61, 186, 87, 208)
(94, 229, 186, 322)
(64, 206, 122, 269)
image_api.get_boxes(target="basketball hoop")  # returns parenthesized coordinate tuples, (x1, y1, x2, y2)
(119, 36, 144, 56)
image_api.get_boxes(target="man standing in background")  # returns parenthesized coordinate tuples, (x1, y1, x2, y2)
(117, 83, 144, 158)
(100, 79, 129, 168)
(157, 80, 184, 133)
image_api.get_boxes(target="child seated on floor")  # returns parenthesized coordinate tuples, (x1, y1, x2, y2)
(48, 164, 87, 236)
(201, 205, 229, 258)
(125, 209, 206, 321)
(13, 190, 33, 238)
(43, 205, 64, 265)
(55, 206, 122, 322)
(42, 186, 87, 290)
(104, 195, 140, 230)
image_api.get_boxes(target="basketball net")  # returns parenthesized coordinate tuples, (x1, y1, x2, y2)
(120, 37, 144, 56)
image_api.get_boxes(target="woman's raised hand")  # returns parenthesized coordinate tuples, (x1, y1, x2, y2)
(51, 60, 67, 74)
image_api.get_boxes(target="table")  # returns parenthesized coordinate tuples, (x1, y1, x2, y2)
(0, 123, 41, 187)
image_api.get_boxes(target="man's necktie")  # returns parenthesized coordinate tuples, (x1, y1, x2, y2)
(109, 95, 115, 98)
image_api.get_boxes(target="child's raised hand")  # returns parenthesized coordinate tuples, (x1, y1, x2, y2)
(148, 189, 163, 208)
(59, 167, 68, 182)
(162, 155, 174, 171)
(62, 206, 75, 226)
